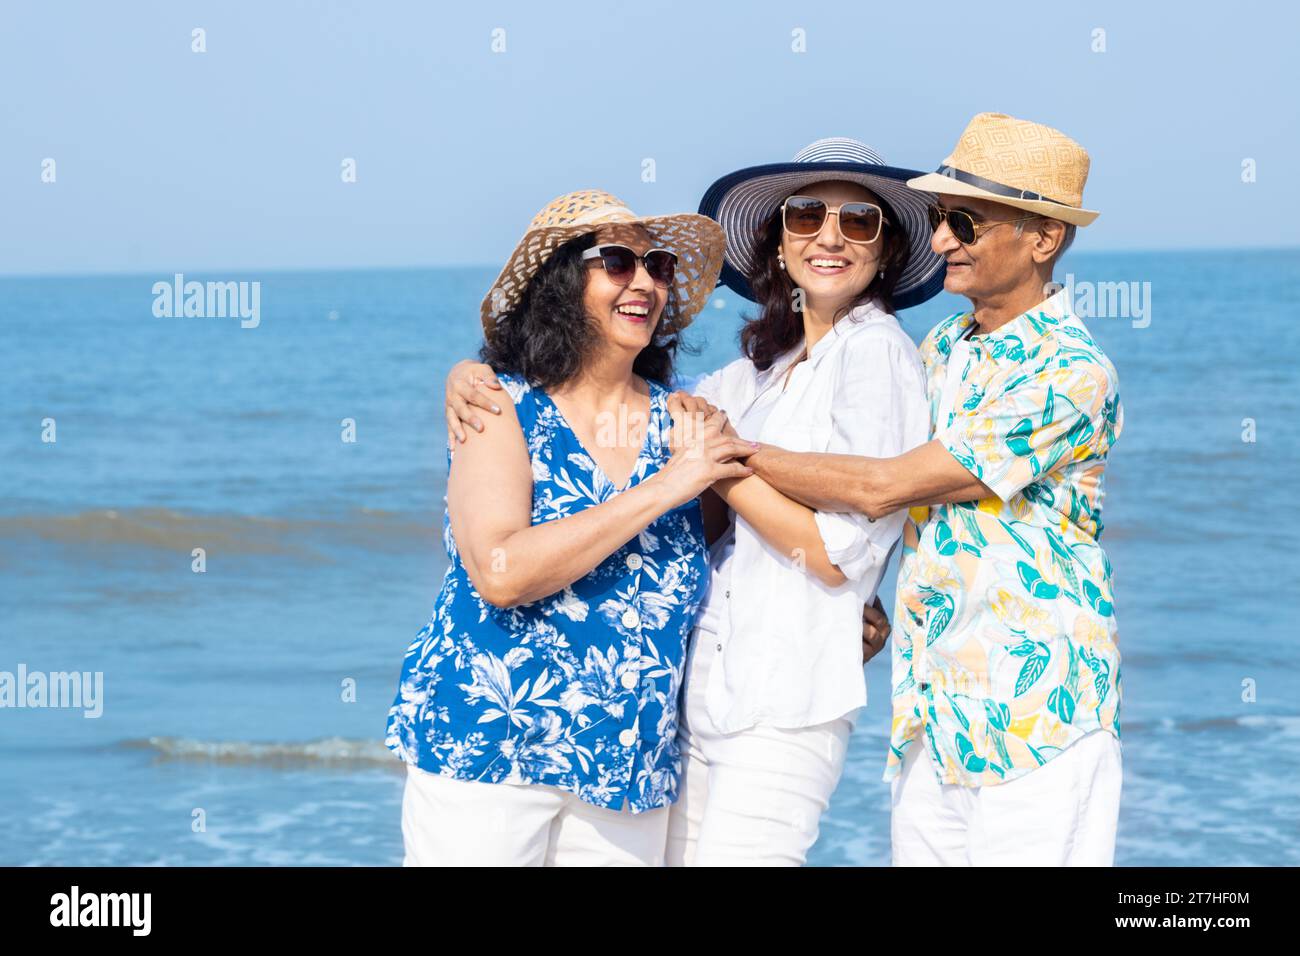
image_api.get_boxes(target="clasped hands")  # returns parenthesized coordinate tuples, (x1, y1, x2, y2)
(664, 390, 742, 452)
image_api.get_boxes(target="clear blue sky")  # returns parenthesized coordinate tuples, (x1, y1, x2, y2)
(2, 0, 1295, 275)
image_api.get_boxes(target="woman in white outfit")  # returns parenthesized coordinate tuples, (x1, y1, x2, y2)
(445, 139, 946, 865)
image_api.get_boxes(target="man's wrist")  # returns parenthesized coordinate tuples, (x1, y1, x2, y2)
(744, 442, 775, 474)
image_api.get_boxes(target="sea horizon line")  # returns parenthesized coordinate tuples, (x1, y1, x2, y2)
(2, 244, 1298, 282)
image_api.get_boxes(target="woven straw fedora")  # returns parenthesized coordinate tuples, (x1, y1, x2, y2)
(698, 137, 946, 311)
(907, 112, 1099, 226)
(480, 190, 726, 339)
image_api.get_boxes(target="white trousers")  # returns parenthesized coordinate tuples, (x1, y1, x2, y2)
(890, 728, 1123, 866)
(400, 763, 669, 866)
(665, 628, 853, 866)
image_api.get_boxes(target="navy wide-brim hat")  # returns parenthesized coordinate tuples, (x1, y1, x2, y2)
(698, 137, 946, 311)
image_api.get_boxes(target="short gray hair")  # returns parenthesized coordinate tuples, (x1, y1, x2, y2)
(1015, 217, 1076, 266)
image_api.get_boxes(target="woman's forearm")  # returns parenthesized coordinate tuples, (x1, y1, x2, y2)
(468, 476, 678, 607)
(712, 474, 846, 587)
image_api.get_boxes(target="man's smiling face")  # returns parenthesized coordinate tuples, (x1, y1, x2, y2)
(931, 194, 1043, 301)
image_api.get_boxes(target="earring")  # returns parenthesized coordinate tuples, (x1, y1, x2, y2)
(878, 266, 886, 279)
(777, 253, 786, 270)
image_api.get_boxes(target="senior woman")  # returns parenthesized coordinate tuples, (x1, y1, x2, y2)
(444, 140, 946, 865)
(384, 190, 752, 867)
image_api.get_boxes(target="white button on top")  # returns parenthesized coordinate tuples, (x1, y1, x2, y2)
(621, 608, 640, 629)
(618, 729, 637, 747)
(625, 553, 643, 571)
(620, 671, 638, 689)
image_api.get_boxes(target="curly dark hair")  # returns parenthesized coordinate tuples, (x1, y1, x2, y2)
(739, 192, 911, 372)
(479, 232, 689, 389)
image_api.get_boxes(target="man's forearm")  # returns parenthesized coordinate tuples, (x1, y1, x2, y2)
(746, 445, 889, 517)
(746, 439, 995, 518)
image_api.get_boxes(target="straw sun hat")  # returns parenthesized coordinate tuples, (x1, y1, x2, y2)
(698, 137, 947, 310)
(906, 112, 1099, 226)
(480, 190, 726, 340)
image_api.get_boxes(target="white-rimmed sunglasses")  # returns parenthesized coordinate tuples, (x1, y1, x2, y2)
(781, 195, 889, 244)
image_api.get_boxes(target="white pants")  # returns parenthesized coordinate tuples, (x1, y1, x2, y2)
(665, 628, 853, 866)
(890, 728, 1122, 866)
(400, 763, 669, 866)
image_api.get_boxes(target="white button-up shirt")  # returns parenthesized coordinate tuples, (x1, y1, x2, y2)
(684, 299, 930, 732)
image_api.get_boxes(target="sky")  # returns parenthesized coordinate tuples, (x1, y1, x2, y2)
(1, 0, 1295, 275)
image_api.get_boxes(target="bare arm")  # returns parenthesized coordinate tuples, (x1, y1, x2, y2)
(710, 473, 847, 587)
(745, 439, 995, 520)
(748, 357, 1119, 520)
(449, 393, 755, 607)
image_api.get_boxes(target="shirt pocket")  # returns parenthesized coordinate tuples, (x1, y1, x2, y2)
(795, 411, 837, 452)
(768, 422, 821, 453)
(783, 420, 833, 453)
(807, 420, 834, 452)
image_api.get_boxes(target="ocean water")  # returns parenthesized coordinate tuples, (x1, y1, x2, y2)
(2, 249, 1298, 866)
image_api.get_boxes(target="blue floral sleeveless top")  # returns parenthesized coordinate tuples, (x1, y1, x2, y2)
(384, 372, 708, 813)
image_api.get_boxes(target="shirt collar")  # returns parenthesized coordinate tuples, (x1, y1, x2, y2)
(758, 297, 890, 388)
(815, 298, 888, 361)
(948, 285, 1072, 356)
(755, 342, 804, 392)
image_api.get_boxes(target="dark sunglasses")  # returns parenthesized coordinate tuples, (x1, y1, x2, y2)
(927, 204, 1040, 246)
(781, 195, 887, 244)
(581, 243, 677, 288)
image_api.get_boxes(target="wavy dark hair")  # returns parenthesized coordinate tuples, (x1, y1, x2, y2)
(479, 232, 688, 389)
(740, 190, 911, 372)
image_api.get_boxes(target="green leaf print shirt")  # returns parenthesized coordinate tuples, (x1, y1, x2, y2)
(887, 288, 1123, 787)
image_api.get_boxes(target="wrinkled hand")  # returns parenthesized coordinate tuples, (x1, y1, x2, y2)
(861, 595, 891, 664)
(445, 360, 502, 443)
(654, 407, 755, 509)
(666, 390, 720, 453)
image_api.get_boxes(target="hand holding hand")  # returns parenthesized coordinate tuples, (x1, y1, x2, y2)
(861, 595, 892, 664)
(653, 419, 755, 509)
(666, 391, 720, 454)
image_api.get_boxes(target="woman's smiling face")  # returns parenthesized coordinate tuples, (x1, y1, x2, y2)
(780, 180, 885, 311)
(583, 223, 667, 355)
